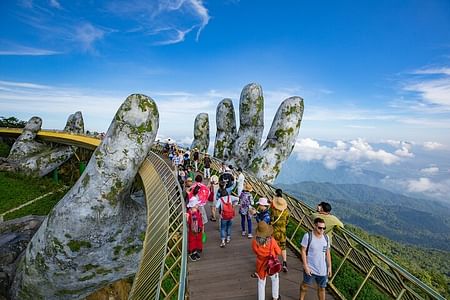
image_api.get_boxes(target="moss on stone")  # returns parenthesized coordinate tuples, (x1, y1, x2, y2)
(67, 240, 92, 252)
(82, 173, 90, 188)
(113, 245, 122, 256)
(83, 264, 99, 271)
(249, 157, 263, 173)
(64, 233, 72, 239)
(79, 273, 96, 281)
(274, 127, 294, 140)
(124, 244, 141, 256)
(95, 267, 112, 275)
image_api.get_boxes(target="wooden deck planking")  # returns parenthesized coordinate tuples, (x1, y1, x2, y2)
(187, 206, 335, 300)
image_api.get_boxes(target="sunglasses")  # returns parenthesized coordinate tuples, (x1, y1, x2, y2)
(317, 226, 326, 230)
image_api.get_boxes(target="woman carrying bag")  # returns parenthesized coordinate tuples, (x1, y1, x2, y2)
(252, 221, 282, 300)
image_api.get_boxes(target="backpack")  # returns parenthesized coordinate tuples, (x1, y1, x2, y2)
(221, 196, 235, 220)
(305, 231, 329, 256)
(267, 239, 282, 276)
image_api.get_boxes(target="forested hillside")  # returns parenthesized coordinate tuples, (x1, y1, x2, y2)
(279, 181, 450, 298)
(278, 182, 450, 251)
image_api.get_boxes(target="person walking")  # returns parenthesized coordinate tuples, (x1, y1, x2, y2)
(271, 188, 290, 272)
(236, 167, 245, 196)
(192, 147, 200, 171)
(252, 221, 281, 300)
(239, 182, 254, 238)
(255, 198, 271, 224)
(208, 175, 219, 222)
(186, 190, 204, 261)
(299, 217, 332, 300)
(216, 189, 239, 247)
(203, 153, 212, 179)
(311, 202, 343, 243)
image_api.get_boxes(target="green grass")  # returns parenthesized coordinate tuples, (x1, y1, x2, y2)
(0, 171, 66, 218)
(0, 142, 11, 157)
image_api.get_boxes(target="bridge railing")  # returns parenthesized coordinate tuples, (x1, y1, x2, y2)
(129, 151, 187, 300)
(178, 148, 443, 300)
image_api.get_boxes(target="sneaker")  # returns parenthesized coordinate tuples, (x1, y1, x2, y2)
(242, 231, 246, 236)
(189, 253, 198, 261)
(195, 252, 201, 260)
(247, 233, 253, 238)
(282, 261, 288, 272)
(220, 241, 226, 248)
(226, 237, 231, 243)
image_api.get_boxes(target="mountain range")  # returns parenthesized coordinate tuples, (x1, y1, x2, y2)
(277, 181, 450, 252)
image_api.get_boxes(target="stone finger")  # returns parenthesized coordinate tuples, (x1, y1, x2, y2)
(247, 96, 304, 183)
(231, 83, 264, 168)
(191, 113, 210, 152)
(214, 98, 237, 160)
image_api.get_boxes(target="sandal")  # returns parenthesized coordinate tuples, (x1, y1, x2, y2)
(250, 272, 258, 278)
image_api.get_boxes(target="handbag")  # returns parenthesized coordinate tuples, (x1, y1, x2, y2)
(266, 239, 282, 276)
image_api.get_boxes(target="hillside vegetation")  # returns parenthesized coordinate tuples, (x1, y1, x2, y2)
(279, 181, 450, 298)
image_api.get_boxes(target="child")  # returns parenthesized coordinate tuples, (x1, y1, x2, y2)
(187, 188, 204, 261)
(239, 182, 254, 238)
(252, 221, 281, 300)
(208, 175, 220, 222)
(255, 198, 271, 224)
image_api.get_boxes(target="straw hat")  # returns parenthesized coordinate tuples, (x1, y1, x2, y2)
(272, 196, 287, 211)
(255, 221, 273, 238)
(257, 198, 269, 206)
(244, 182, 253, 192)
(210, 175, 219, 185)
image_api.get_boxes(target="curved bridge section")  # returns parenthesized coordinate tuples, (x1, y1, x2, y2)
(0, 128, 445, 300)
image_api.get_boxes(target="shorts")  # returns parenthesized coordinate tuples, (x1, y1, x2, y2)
(303, 272, 328, 288)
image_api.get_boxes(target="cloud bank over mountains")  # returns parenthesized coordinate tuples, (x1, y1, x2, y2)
(290, 138, 450, 203)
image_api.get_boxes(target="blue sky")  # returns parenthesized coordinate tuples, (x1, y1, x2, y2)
(1, 0, 450, 200)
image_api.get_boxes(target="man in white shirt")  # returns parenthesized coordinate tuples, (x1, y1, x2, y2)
(300, 217, 332, 300)
(236, 167, 245, 196)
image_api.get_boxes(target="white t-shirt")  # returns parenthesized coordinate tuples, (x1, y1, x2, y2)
(301, 232, 329, 276)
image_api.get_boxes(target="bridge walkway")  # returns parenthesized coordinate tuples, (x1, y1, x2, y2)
(187, 186, 334, 300)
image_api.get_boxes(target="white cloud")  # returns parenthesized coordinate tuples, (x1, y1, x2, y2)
(74, 23, 105, 52)
(293, 138, 403, 169)
(407, 178, 433, 193)
(0, 46, 60, 56)
(49, 0, 61, 9)
(403, 66, 450, 108)
(420, 166, 439, 175)
(395, 145, 414, 158)
(423, 141, 445, 150)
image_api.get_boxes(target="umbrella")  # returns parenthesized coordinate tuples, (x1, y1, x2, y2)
(188, 182, 210, 206)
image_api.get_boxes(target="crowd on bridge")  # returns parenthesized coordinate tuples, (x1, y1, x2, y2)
(163, 140, 344, 300)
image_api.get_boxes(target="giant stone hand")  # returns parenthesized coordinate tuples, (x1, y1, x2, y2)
(11, 94, 159, 299)
(7, 112, 84, 177)
(193, 83, 304, 183)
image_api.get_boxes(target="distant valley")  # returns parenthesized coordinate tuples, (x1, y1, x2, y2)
(277, 181, 450, 252)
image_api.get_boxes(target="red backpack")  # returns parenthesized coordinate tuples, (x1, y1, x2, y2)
(221, 196, 235, 220)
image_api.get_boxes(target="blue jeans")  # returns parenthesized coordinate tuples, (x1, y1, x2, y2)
(240, 213, 252, 234)
(220, 219, 232, 240)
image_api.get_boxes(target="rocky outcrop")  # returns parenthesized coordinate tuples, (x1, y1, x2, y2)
(190, 113, 209, 152)
(213, 98, 237, 161)
(7, 112, 85, 177)
(0, 216, 44, 300)
(248, 97, 304, 182)
(11, 94, 159, 299)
